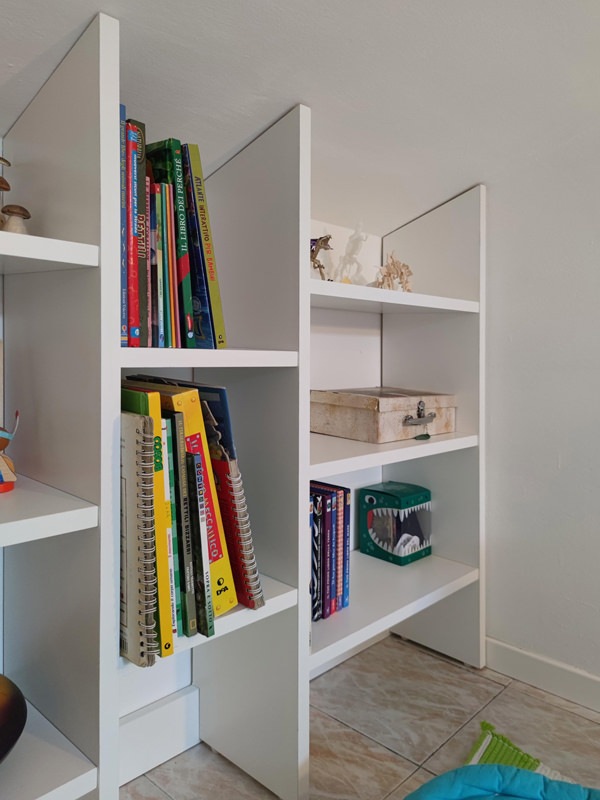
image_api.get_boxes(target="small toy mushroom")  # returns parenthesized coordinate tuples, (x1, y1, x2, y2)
(1, 204, 31, 234)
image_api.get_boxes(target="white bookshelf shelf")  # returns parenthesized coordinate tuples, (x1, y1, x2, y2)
(310, 280, 479, 315)
(309, 552, 479, 675)
(0, 231, 99, 274)
(119, 348, 298, 370)
(0, 476, 98, 547)
(310, 431, 479, 478)
(1, 701, 97, 800)
(172, 575, 298, 654)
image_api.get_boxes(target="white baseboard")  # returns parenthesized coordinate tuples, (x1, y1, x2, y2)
(119, 685, 200, 786)
(486, 637, 600, 713)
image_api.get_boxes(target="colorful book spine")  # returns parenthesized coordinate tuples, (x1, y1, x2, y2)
(186, 452, 215, 637)
(126, 122, 140, 347)
(160, 183, 172, 347)
(167, 184, 181, 348)
(163, 409, 197, 636)
(146, 138, 195, 347)
(312, 481, 349, 610)
(145, 176, 152, 346)
(128, 119, 148, 346)
(161, 418, 180, 637)
(151, 184, 166, 347)
(164, 416, 183, 636)
(120, 103, 127, 347)
(310, 494, 323, 622)
(310, 483, 333, 619)
(183, 142, 227, 348)
(181, 143, 216, 349)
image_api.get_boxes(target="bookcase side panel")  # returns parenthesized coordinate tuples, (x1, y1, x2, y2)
(382, 185, 483, 301)
(2, 15, 105, 245)
(206, 104, 310, 351)
(195, 609, 305, 800)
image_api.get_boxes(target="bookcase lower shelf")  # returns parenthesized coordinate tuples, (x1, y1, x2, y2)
(2, 701, 97, 800)
(309, 552, 479, 677)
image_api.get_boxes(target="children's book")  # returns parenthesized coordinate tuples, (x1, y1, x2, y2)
(146, 138, 195, 347)
(162, 417, 182, 637)
(125, 121, 140, 347)
(127, 118, 149, 346)
(120, 411, 159, 667)
(182, 142, 226, 348)
(186, 452, 215, 637)
(181, 143, 216, 349)
(120, 103, 128, 347)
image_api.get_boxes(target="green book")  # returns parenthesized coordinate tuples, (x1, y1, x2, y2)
(147, 138, 195, 348)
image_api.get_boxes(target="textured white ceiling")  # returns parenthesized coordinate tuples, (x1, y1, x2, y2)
(1, 0, 599, 233)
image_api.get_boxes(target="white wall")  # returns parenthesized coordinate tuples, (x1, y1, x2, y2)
(486, 126, 600, 704)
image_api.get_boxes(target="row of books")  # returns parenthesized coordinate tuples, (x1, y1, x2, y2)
(120, 375, 264, 668)
(309, 481, 351, 621)
(120, 109, 227, 349)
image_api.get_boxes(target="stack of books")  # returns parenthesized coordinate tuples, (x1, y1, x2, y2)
(120, 110, 226, 350)
(309, 481, 351, 622)
(120, 377, 264, 668)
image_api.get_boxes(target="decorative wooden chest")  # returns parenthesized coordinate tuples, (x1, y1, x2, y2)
(310, 387, 456, 444)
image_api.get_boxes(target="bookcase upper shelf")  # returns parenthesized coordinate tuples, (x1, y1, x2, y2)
(310, 280, 479, 315)
(119, 348, 299, 369)
(0, 475, 98, 547)
(310, 431, 479, 478)
(0, 231, 99, 274)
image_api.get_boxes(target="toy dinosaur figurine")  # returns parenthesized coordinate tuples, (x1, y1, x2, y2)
(376, 252, 413, 292)
(310, 234, 333, 280)
(0, 411, 19, 493)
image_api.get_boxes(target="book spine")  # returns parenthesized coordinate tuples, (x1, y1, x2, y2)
(128, 119, 148, 346)
(160, 183, 172, 347)
(310, 494, 323, 622)
(181, 143, 216, 349)
(120, 104, 127, 347)
(160, 419, 178, 637)
(167, 184, 181, 347)
(170, 412, 197, 636)
(186, 143, 227, 348)
(165, 417, 183, 636)
(186, 453, 215, 637)
(321, 493, 332, 619)
(342, 487, 350, 608)
(145, 176, 152, 346)
(329, 493, 337, 615)
(152, 185, 166, 347)
(126, 122, 140, 346)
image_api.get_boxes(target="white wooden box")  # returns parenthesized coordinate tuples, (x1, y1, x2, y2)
(310, 387, 456, 444)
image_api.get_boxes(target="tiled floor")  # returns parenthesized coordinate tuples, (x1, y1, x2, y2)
(120, 635, 600, 800)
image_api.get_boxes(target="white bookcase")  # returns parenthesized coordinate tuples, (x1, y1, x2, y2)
(0, 13, 484, 800)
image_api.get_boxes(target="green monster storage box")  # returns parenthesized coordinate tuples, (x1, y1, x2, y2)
(358, 481, 432, 566)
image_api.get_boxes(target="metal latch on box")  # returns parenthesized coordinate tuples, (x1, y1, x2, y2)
(403, 400, 436, 427)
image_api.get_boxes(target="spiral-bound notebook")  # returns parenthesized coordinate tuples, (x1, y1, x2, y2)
(120, 411, 160, 667)
(197, 386, 265, 610)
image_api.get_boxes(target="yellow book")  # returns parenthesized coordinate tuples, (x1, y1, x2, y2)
(121, 386, 174, 657)
(125, 378, 238, 616)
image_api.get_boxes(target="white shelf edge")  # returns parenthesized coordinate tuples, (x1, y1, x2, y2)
(0, 476, 99, 547)
(119, 347, 299, 369)
(171, 575, 297, 654)
(0, 231, 99, 274)
(309, 552, 479, 675)
(310, 280, 479, 314)
(0, 701, 97, 800)
(310, 431, 479, 478)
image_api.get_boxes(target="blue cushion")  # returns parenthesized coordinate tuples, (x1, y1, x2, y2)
(407, 766, 600, 800)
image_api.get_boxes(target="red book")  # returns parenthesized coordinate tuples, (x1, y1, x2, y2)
(126, 122, 140, 347)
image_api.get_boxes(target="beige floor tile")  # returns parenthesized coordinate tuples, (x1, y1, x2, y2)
(120, 775, 172, 800)
(397, 638, 512, 688)
(310, 707, 415, 800)
(424, 682, 600, 787)
(509, 680, 600, 724)
(146, 743, 277, 800)
(311, 636, 503, 764)
(385, 768, 436, 799)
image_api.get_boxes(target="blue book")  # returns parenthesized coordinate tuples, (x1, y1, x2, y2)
(181, 143, 216, 349)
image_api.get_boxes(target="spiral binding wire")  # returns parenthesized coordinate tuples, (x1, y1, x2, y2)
(135, 426, 160, 660)
(226, 463, 265, 608)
